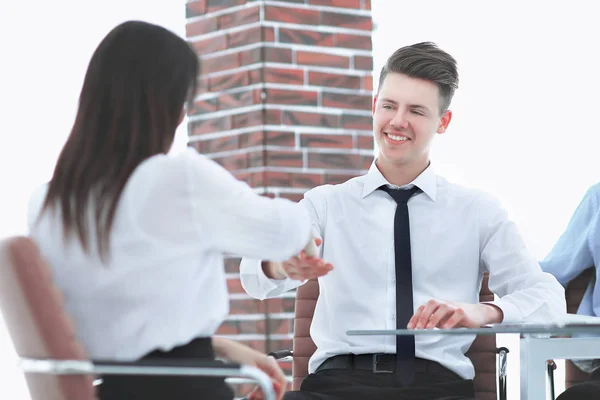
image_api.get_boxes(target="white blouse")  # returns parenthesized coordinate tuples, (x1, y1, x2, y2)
(27, 147, 312, 361)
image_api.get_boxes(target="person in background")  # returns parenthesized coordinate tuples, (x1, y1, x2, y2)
(540, 183, 600, 399)
(240, 42, 566, 400)
(27, 20, 317, 400)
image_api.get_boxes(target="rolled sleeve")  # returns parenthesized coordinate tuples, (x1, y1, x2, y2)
(240, 257, 305, 300)
(239, 186, 327, 300)
(478, 192, 566, 324)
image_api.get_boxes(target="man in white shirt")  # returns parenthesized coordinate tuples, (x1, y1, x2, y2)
(240, 42, 566, 400)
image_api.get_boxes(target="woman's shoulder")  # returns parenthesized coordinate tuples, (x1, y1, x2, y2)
(122, 148, 228, 209)
(133, 147, 216, 179)
(26, 182, 49, 231)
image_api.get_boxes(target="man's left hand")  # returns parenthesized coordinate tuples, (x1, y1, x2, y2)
(407, 300, 503, 329)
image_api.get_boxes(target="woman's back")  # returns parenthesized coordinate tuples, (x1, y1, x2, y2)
(25, 20, 305, 399)
(28, 148, 311, 361)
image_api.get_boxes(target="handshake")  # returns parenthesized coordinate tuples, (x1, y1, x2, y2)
(261, 237, 334, 281)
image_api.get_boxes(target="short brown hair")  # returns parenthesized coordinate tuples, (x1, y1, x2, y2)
(378, 42, 459, 113)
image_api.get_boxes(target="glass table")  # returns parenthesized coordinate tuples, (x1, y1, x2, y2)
(347, 314, 600, 400)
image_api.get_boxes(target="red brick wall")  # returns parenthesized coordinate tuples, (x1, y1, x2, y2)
(185, 0, 374, 394)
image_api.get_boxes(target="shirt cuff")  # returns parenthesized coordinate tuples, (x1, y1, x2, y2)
(483, 299, 524, 324)
(256, 262, 289, 292)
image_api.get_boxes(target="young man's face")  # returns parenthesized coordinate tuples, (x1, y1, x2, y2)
(372, 72, 452, 170)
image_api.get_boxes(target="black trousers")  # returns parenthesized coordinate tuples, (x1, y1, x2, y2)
(556, 367, 600, 400)
(97, 337, 234, 400)
(283, 356, 475, 400)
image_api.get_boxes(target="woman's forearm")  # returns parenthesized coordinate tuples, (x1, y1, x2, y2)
(212, 336, 230, 359)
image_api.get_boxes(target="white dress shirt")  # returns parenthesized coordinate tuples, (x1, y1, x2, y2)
(27, 147, 312, 361)
(240, 161, 566, 379)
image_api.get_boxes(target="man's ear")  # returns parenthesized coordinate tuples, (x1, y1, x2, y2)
(372, 95, 378, 115)
(437, 110, 452, 134)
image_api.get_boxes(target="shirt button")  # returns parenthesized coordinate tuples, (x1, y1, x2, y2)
(391, 315, 396, 320)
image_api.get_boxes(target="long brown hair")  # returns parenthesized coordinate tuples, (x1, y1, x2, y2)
(40, 20, 199, 261)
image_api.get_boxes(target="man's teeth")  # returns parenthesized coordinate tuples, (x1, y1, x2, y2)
(387, 133, 409, 141)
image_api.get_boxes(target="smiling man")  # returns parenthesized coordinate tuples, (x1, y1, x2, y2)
(240, 42, 566, 400)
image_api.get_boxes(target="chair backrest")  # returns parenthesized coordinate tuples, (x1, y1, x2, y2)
(292, 273, 498, 400)
(0, 236, 97, 400)
(564, 267, 596, 389)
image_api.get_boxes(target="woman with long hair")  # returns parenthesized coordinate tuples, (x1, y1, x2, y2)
(27, 20, 318, 400)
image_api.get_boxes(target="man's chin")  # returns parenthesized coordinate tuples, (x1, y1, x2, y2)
(380, 147, 409, 159)
(378, 154, 410, 166)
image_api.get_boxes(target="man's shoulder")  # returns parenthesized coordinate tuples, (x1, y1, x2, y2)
(438, 176, 498, 204)
(585, 182, 600, 200)
(577, 182, 600, 217)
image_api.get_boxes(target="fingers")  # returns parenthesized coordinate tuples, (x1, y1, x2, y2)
(261, 357, 287, 400)
(248, 356, 287, 400)
(268, 356, 287, 386)
(272, 363, 287, 399)
(282, 257, 333, 281)
(282, 257, 303, 280)
(272, 381, 284, 400)
(414, 300, 441, 329)
(407, 304, 422, 329)
(425, 303, 453, 329)
(295, 262, 333, 280)
(285, 237, 330, 280)
(302, 238, 319, 258)
(441, 307, 467, 329)
(408, 300, 462, 329)
(409, 300, 474, 330)
(299, 237, 322, 259)
(247, 387, 262, 400)
(247, 381, 283, 400)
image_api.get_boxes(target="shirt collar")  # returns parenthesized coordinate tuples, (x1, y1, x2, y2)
(361, 159, 437, 201)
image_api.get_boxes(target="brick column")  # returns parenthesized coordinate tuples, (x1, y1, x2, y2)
(185, 0, 373, 392)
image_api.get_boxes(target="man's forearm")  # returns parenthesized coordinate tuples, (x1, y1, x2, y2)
(480, 303, 504, 325)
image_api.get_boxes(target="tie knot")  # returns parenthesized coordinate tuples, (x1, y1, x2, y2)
(378, 185, 421, 204)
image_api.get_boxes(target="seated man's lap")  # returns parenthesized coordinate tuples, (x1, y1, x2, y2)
(282, 367, 475, 400)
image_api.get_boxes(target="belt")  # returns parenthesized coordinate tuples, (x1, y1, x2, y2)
(315, 354, 456, 376)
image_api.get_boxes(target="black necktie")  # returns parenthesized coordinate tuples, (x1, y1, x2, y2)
(378, 185, 421, 386)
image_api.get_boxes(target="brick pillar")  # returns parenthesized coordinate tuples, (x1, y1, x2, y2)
(185, 0, 373, 393)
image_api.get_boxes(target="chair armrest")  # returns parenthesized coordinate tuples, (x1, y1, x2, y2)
(267, 350, 293, 360)
(18, 357, 276, 400)
(497, 347, 509, 400)
(547, 360, 557, 400)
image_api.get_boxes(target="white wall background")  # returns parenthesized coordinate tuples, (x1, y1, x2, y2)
(1, 0, 598, 398)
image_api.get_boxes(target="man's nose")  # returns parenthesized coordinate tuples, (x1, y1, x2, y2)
(390, 111, 408, 130)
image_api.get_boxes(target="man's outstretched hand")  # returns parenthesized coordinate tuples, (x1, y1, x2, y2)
(262, 238, 333, 281)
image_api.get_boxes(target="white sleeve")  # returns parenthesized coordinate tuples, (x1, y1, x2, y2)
(478, 192, 566, 324)
(185, 148, 312, 262)
(240, 186, 326, 300)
